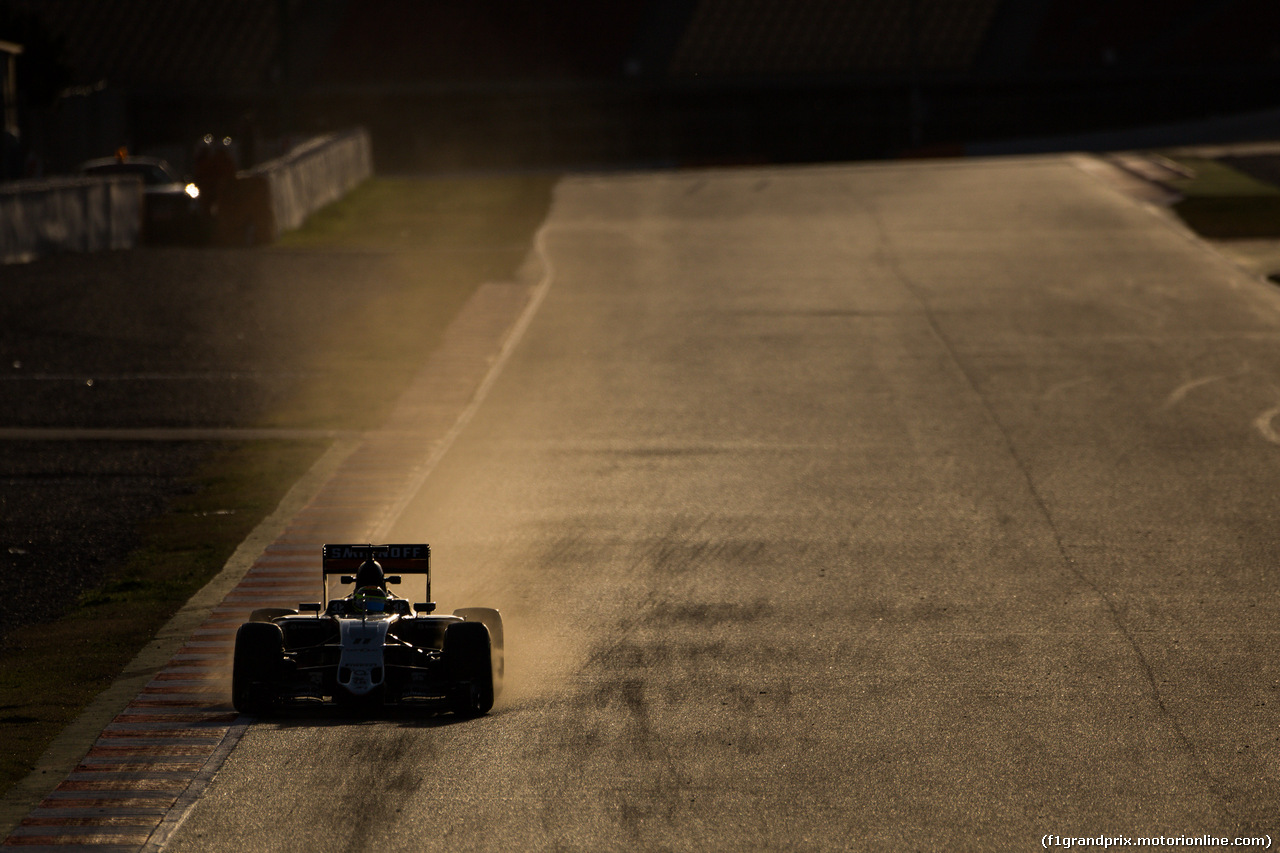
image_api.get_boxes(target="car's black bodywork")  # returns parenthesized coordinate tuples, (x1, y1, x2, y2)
(232, 544, 503, 717)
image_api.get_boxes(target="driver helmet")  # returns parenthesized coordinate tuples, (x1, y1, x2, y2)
(354, 558, 386, 591)
(351, 585, 389, 614)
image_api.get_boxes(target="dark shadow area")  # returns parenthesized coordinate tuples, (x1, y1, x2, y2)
(249, 701, 495, 729)
(5, 1, 1280, 176)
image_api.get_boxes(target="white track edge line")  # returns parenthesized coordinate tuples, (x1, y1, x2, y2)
(371, 221, 556, 540)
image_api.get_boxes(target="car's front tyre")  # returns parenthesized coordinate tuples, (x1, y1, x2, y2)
(232, 621, 285, 714)
(443, 621, 494, 717)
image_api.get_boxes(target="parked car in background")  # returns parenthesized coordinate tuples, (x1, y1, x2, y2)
(80, 153, 207, 243)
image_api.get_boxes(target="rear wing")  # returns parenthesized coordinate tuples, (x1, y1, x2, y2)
(322, 543, 430, 574)
(321, 544, 432, 608)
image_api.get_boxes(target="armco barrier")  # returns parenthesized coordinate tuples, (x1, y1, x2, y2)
(216, 128, 372, 246)
(0, 176, 141, 264)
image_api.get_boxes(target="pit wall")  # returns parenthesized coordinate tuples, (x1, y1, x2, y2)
(0, 128, 372, 262)
(0, 177, 141, 264)
(217, 128, 373, 245)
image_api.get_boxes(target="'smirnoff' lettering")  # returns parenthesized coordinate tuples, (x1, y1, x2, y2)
(324, 544, 430, 560)
(385, 545, 428, 559)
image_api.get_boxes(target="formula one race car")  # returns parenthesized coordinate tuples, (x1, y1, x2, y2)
(231, 544, 502, 717)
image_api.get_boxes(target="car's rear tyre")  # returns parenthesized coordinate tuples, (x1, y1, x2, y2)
(232, 622, 284, 714)
(443, 621, 494, 717)
(453, 607, 505, 695)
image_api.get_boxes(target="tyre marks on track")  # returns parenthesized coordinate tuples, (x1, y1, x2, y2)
(1, 279, 544, 852)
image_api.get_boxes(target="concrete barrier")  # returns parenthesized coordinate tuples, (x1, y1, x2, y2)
(216, 128, 372, 246)
(1, 129, 370, 259)
(0, 176, 141, 264)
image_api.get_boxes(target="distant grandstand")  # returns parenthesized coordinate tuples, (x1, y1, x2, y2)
(4, 0, 1280, 171)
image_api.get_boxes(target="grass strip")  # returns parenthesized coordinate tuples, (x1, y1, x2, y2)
(268, 175, 556, 430)
(0, 439, 327, 790)
(1166, 156, 1280, 238)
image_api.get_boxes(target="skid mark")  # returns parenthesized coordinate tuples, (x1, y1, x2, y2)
(1254, 406, 1280, 445)
(1162, 372, 1248, 411)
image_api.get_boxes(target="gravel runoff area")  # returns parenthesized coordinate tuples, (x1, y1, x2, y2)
(0, 244, 450, 637)
(0, 439, 213, 635)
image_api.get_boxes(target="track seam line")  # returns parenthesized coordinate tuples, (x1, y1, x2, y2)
(866, 193, 1234, 824)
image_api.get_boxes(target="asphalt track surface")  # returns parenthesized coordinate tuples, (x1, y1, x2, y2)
(68, 155, 1280, 849)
